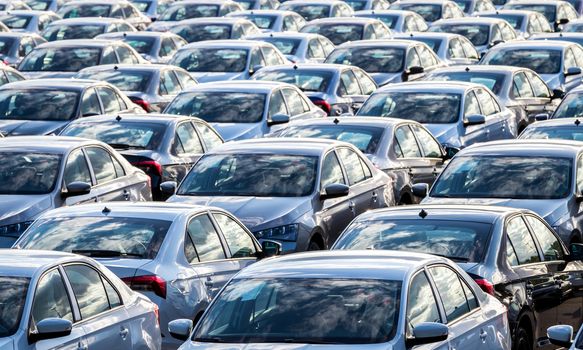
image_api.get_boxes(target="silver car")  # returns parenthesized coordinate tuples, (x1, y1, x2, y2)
(278, 0, 354, 21)
(0, 32, 47, 67)
(0, 250, 161, 350)
(167, 250, 510, 350)
(167, 17, 261, 43)
(503, 0, 578, 31)
(389, 0, 465, 25)
(148, 0, 244, 32)
(15, 202, 279, 350)
(477, 9, 553, 38)
(96, 31, 188, 64)
(393, 32, 480, 66)
(41, 17, 137, 41)
(57, 0, 152, 30)
(300, 17, 392, 45)
(226, 10, 307, 32)
(0, 10, 60, 33)
(245, 32, 335, 63)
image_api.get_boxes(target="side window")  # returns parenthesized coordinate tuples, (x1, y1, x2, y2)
(475, 88, 497, 116)
(80, 88, 102, 116)
(415, 15, 428, 31)
(460, 38, 479, 59)
(283, 15, 297, 31)
(268, 90, 288, 118)
(249, 48, 266, 68)
(175, 122, 204, 154)
(565, 48, 577, 69)
(195, 122, 223, 150)
(63, 265, 111, 319)
(405, 48, 421, 68)
(506, 216, 541, 265)
(448, 38, 465, 59)
(308, 39, 325, 59)
(101, 46, 117, 65)
(32, 269, 74, 324)
(464, 91, 481, 116)
(319, 38, 335, 56)
(578, 156, 583, 194)
(160, 38, 177, 57)
(394, 125, 422, 158)
(174, 70, 197, 90)
(491, 25, 503, 43)
(159, 70, 182, 95)
(261, 46, 285, 66)
(406, 271, 441, 335)
(18, 37, 34, 57)
(86, 147, 117, 183)
(512, 72, 534, 98)
(214, 213, 256, 258)
(97, 88, 122, 114)
(186, 214, 226, 262)
(320, 151, 346, 188)
(338, 70, 361, 96)
(572, 45, 583, 68)
(404, 15, 416, 31)
(525, 215, 565, 261)
(411, 125, 442, 158)
(418, 46, 438, 67)
(115, 45, 139, 64)
(429, 266, 474, 321)
(282, 88, 308, 115)
(337, 147, 367, 185)
(353, 69, 376, 95)
(64, 149, 92, 185)
(5, 71, 23, 82)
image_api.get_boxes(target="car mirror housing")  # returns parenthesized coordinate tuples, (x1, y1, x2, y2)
(463, 114, 486, 127)
(168, 319, 193, 341)
(552, 89, 565, 99)
(569, 243, 583, 261)
(534, 113, 550, 121)
(412, 183, 429, 198)
(406, 322, 449, 347)
(547, 325, 573, 348)
(267, 114, 290, 126)
(62, 181, 91, 198)
(565, 66, 582, 77)
(320, 183, 349, 200)
(558, 18, 570, 24)
(160, 181, 177, 196)
(30, 318, 72, 342)
(259, 239, 282, 259)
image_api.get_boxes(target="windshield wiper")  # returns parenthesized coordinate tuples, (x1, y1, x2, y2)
(71, 249, 143, 258)
(107, 143, 146, 150)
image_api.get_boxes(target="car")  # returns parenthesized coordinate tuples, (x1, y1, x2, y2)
(166, 250, 510, 350)
(542, 84, 583, 119)
(0, 136, 152, 247)
(245, 32, 335, 63)
(333, 204, 583, 350)
(14, 202, 279, 350)
(165, 138, 394, 252)
(60, 113, 223, 199)
(503, 0, 578, 31)
(423, 65, 562, 132)
(0, 66, 25, 86)
(252, 63, 377, 115)
(57, 0, 152, 30)
(389, 0, 465, 25)
(147, 0, 243, 32)
(324, 39, 444, 86)
(0, 79, 143, 136)
(421, 139, 583, 245)
(131, 0, 175, 20)
(0, 0, 31, 11)
(530, 32, 583, 48)
(0, 10, 60, 34)
(25, 0, 63, 11)
(480, 41, 583, 92)
(18, 39, 145, 79)
(520, 117, 583, 140)
(354, 9, 429, 32)
(234, 0, 279, 10)
(429, 17, 517, 54)
(548, 324, 583, 349)
(75, 64, 198, 113)
(454, 0, 496, 14)
(164, 81, 325, 140)
(278, 0, 354, 21)
(0, 32, 47, 67)
(40, 17, 136, 41)
(394, 32, 480, 65)
(168, 40, 288, 83)
(563, 18, 583, 32)
(227, 10, 307, 32)
(168, 17, 261, 43)
(273, 117, 448, 204)
(477, 9, 553, 39)
(300, 17, 392, 45)
(0, 250, 161, 349)
(96, 31, 187, 64)
(345, 0, 390, 11)
(356, 81, 518, 151)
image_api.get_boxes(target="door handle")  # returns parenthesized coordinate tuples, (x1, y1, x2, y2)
(480, 329, 487, 342)
(119, 327, 129, 339)
(78, 342, 88, 350)
(123, 190, 130, 201)
(348, 201, 356, 212)
(371, 192, 378, 202)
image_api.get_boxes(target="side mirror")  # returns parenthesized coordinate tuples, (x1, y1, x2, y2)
(488, 40, 504, 48)
(547, 325, 573, 348)
(320, 183, 349, 200)
(81, 112, 100, 117)
(259, 239, 282, 259)
(534, 113, 550, 121)
(569, 243, 583, 260)
(558, 18, 570, 25)
(406, 322, 449, 347)
(408, 66, 424, 75)
(249, 65, 263, 75)
(62, 181, 91, 198)
(463, 114, 486, 127)
(30, 318, 72, 342)
(267, 114, 290, 126)
(565, 66, 582, 77)
(552, 89, 565, 99)
(412, 183, 429, 198)
(168, 319, 193, 341)
(160, 181, 177, 196)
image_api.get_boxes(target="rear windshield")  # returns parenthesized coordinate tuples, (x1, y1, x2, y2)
(302, 23, 364, 45)
(326, 47, 405, 73)
(0, 15, 32, 30)
(279, 125, 384, 154)
(394, 3, 441, 22)
(171, 24, 232, 42)
(253, 70, 333, 92)
(254, 37, 301, 55)
(520, 126, 583, 141)
(159, 4, 219, 21)
(0, 276, 29, 337)
(60, 121, 166, 150)
(76, 69, 153, 92)
(283, 4, 330, 21)
(430, 24, 490, 46)
(42, 24, 106, 41)
(59, 4, 112, 18)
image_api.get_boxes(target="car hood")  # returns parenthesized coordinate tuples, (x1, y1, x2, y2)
(369, 72, 402, 86)
(167, 195, 312, 231)
(423, 123, 460, 147)
(211, 122, 263, 141)
(185, 344, 392, 349)
(0, 120, 69, 136)
(190, 72, 246, 83)
(20, 71, 77, 79)
(0, 194, 52, 225)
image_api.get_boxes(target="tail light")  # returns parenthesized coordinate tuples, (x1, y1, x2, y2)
(129, 96, 151, 112)
(131, 160, 162, 177)
(311, 98, 331, 115)
(122, 275, 167, 299)
(474, 278, 495, 295)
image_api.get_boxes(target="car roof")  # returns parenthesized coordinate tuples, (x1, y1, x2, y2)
(486, 40, 574, 50)
(246, 32, 325, 40)
(429, 64, 524, 75)
(282, 0, 347, 5)
(0, 250, 87, 278)
(256, 63, 353, 73)
(477, 9, 538, 16)
(432, 17, 508, 25)
(286, 116, 409, 128)
(336, 39, 418, 48)
(184, 80, 294, 93)
(461, 139, 583, 157)
(36, 39, 119, 48)
(523, 117, 583, 128)
(70, 113, 204, 125)
(49, 17, 127, 25)
(355, 9, 419, 16)
(211, 137, 348, 156)
(506, 0, 565, 6)
(174, 16, 250, 25)
(0, 78, 102, 91)
(235, 250, 451, 280)
(376, 80, 481, 93)
(304, 17, 383, 25)
(79, 63, 176, 73)
(179, 39, 267, 50)
(229, 9, 298, 15)
(0, 136, 99, 153)
(1, 10, 55, 16)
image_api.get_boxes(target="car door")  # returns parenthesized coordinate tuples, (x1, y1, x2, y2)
(281, 87, 317, 121)
(212, 211, 259, 271)
(84, 146, 129, 202)
(475, 87, 511, 140)
(170, 121, 205, 180)
(410, 123, 446, 185)
(461, 89, 488, 146)
(524, 71, 556, 115)
(62, 148, 99, 206)
(336, 69, 364, 114)
(157, 69, 182, 111)
(393, 124, 428, 184)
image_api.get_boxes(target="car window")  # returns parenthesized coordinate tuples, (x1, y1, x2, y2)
(282, 88, 308, 115)
(475, 88, 497, 116)
(5, 70, 23, 83)
(460, 37, 479, 59)
(448, 38, 465, 58)
(411, 124, 442, 158)
(337, 147, 367, 185)
(283, 15, 298, 31)
(394, 125, 421, 158)
(160, 37, 176, 57)
(512, 72, 535, 98)
(406, 271, 441, 335)
(320, 151, 346, 187)
(32, 269, 74, 325)
(525, 72, 550, 98)
(115, 45, 138, 64)
(64, 148, 92, 185)
(429, 266, 475, 321)
(418, 45, 438, 67)
(261, 46, 284, 66)
(308, 39, 325, 59)
(174, 69, 197, 90)
(86, 147, 117, 183)
(97, 88, 123, 114)
(406, 47, 421, 68)
(80, 88, 102, 116)
(464, 90, 481, 116)
(214, 213, 256, 258)
(500, 23, 515, 41)
(159, 70, 181, 95)
(101, 46, 117, 65)
(249, 48, 266, 68)
(338, 70, 361, 96)
(195, 122, 223, 150)
(572, 45, 583, 67)
(63, 265, 111, 319)
(578, 155, 583, 194)
(19, 37, 34, 57)
(565, 48, 577, 69)
(525, 215, 564, 261)
(506, 216, 541, 266)
(186, 214, 226, 262)
(268, 90, 288, 117)
(174, 122, 204, 154)
(353, 68, 376, 95)
(319, 37, 335, 55)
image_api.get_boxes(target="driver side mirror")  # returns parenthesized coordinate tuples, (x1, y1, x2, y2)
(168, 319, 193, 341)
(569, 243, 583, 261)
(534, 113, 550, 121)
(30, 318, 72, 342)
(160, 181, 177, 196)
(320, 183, 349, 200)
(565, 66, 582, 77)
(547, 325, 573, 348)
(558, 18, 570, 25)
(552, 89, 565, 99)
(463, 114, 486, 127)
(81, 113, 100, 118)
(488, 40, 504, 48)
(406, 322, 449, 347)
(249, 65, 263, 75)
(412, 183, 428, 198)
(267, 114, 290, 126)
(259, 239, 282, 259)
(443, 146, 460, 160)
(61, 181, 91, 198)
(402, 66, 424, 81)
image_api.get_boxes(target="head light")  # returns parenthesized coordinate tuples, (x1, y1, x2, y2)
(0, 221, 34, 236)
(254, 224, 299, 241)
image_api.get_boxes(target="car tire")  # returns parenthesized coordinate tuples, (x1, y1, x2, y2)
(513, 325, 532, 350)
(308, 240, 322, 251)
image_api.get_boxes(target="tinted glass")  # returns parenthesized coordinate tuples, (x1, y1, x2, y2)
(76, 70, 151, 93)
(358, 13, 398, 28)
(326, 47, 405, 73)
(0, 89, 78, 121)
(62, 121, 166, 150)
(429, 267, 472, 321)
(86, 147, 117, 183)
(123, 36, 156, 54)
(239, 14, 275, 29)
(321, 152, 345, 187)
(279, 125, 383, 154)
(254, 37, 300, 55)
(214, 213, 256, 258)
(42, 24, 105, 41)
(0, 152, 60, 194)
(407, 272, 440, 334)
(302, 24, 364, 45)
(505, 3, 556, 22)
(195, 122, 223, 150)
(553, 93, 583, 119)
(282, 4, 329, 21)
(0, 277, 29, 337)
(425, 71, 505, 95)
(172, 24, 232, 42)
(0, 37, 15, 55)
(482, 49, 562, 74)
(520, 126, 583, 141)
(337, 147, 367, 185)
(506, 216, 541, 265)
(166, 92, 265, 123)
(254, 70, 332, 93)
(175, 122, 203, 154)
(27, 0, 51, 10)
(170, 48, 248, 73)
(0, 14, 31, 29)
(159, 4, 219, 20)
(187, 214, 226, 262)
(64, 149, 91, 185)
(60, 4, 111, 17)
(19, 47, 101, 72)
(32, 270, 73, 323)
(525, 215, 564, 261)
(412, 125, 442, 157)
(395, 125, 421, 157)
(430, 23, 489, 46)
(394, 4, 441, 22)
(64, 265, 110, 319)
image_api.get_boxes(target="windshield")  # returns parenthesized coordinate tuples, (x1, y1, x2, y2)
(430, 24, 490, 46)
(194, 278, 401, 344)
(0, 89, 79, 121)
(0, 152, 60, 194)
(334, 219, 492, 262)
(0, 276, 29, 337)
(170, 48, 248, 73)
(124, 36, 156, 54)
(395, 4, 441, 22)
(359, 14, 398, 28)
(59, 4, 112, 18)
(408, 37, 442, 52)
(326, 47, 404, 73)
(159, 4, 219, 21)
(431, 155, 573, 199)
(243, 15, 276, 29)
(520, 126, 583, 141)
(0, 37, 15, 55)
(283, 4, 329, 21)
(425, 71, 505, 94)
(61, 121, 166, 149)
(253, 70, 333, 92)
(27, 0, 51, 10)
(302, 24, 364, 45)
(76, 70, 152, 92)
(42, 24, 105, 41)
(19, 47, 102, 72)
(179, 154, 317, 197)
(279, 125, 384, 154)
(347, 0, 367, 10)
(255, 37, 300, 55)
(453, 0, 471, 12)
(482, 49, 561, 74)
(17, 217, 171, 259)
(0, 15, 31, 29)
(505, 3, 556, 22)
(358, 92, 461, 123)
(483, 14, 523, 29)
(172, 24, 232, 42)
(132, 0, 151, 11)
(554, 93, 583, 118)
(166, 92, 265, 122)
(237, 0, 256, 9)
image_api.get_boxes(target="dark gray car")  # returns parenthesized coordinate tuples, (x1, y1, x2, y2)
(164, 138, 395, 252)
(40, 17, 137, 41)
(0, 32, 47, 67)
(96, 31, 188, 64)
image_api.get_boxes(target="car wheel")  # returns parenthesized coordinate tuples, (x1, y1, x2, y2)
(308, 240, 322, 251)
(513, 326, 532, 350)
